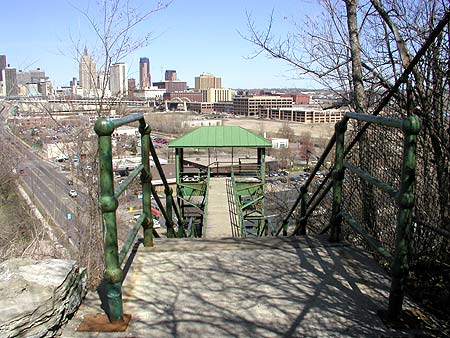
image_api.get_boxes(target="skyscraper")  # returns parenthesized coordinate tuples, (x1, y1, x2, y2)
(97, 71, 109, 91)
(165, 70, 177, 81)
(110, 63, 128, 96)
(4, 67, 18, 96)
(0, 55, 6, 81)
(79, 47, 97, 97)
(139, 57, 151, 88)
(195, 73, 222, 91)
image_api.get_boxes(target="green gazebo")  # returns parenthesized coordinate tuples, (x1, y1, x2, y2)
(169, 126, 272, 237)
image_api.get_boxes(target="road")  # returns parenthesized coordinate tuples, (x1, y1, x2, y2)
(0, 102, 87, 247)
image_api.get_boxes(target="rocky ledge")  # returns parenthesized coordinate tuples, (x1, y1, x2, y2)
(0, 258, 87, 338)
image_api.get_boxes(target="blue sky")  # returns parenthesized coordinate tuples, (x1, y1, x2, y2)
(1, 0, 322, 89)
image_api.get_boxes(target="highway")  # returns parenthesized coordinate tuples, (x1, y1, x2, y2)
(0, 102, 87, 247)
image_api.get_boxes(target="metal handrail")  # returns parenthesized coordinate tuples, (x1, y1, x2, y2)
(148, 135, 184, 235)
(329, 113, 420, 320)
(276, 134, 336, 236)
(95, 112, 182, 322)
(202, 167, 211, 238)
(114, 164, 144, 198)
(230, 167, 246, 237)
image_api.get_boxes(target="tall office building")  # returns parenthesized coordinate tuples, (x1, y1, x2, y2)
(201, 88, 235, 103)
(0, 70, 5, 96)
(0, 55, 6, 81)
(195, 73, 222, 91)
(110, 63, 128, 96)
(79, 47, 97, 96)
(165, 70, 177, 81)
(30, 68, 46, 83)
(128, 78, 136, 96)
(97, 71, 109, 90)
(4, 67, 18, 96)
(16, 69, 46, 86)
(139, 57, 151, 88)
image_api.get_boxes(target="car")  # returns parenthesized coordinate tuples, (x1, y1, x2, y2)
(152, 218, 161, 229)
(69, 189, 78, 197)
(66, 179, 73, 185)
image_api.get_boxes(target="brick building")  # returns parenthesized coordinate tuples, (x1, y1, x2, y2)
(233, 96, 293, 117)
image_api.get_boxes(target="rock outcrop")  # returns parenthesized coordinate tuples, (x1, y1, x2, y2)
(0, 258, 87, 337)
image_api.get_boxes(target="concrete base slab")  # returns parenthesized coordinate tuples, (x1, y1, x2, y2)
(62, 235, 424, 337)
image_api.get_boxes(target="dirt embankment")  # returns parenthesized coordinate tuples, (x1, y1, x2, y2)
(223, 118, 335, 141)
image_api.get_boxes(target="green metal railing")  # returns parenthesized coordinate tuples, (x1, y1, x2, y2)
(177, 167, 208, 238)
(229, 164, 265, 237)
(94, 113, 183, 322)
(277, 111, 421, 320)
(226, 176, 240, 236)
(331, 113, 420, 319)
(230, 168, 246, 236)
(201, 167, 211, 238)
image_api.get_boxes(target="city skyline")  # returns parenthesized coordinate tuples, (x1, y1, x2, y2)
(0, 0, 322, 89)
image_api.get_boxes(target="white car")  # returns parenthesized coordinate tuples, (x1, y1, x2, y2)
(129, 214, 160, 228)
(68, 189, 78, 197)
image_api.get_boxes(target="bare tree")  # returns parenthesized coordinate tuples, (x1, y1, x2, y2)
(63, 0, 173, 286)
(278, 122, 295, 141)
(299, 132, 314, 167)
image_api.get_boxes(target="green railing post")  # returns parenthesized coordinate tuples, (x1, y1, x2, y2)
(165, 187, 176, 238)
(139, 120, 154, 247)
(387, 116, 421, 320)
(295, 185, 308, 235)
(281, 219, 288, 236)
(329, 119, 347, 242)
(94, 118, 123, 322)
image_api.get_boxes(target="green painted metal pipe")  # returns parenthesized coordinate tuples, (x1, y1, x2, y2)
(415, 218, 450, 239)
(114, 164, 144, 198)
(105, 282, 123, 323)
(292, 180, 333, 236)
(345, 112, 403, 129)
(387, 115, 420, 320)
(297, 186, 308, 235)
(341, 211, 393, 261)
(95, 117, 123, 322)
(118, 214, 145, 266)
(281, 126, 339, 227)
(139, 120, 154, 247)
(231, 170, 246, 237)
(201, 169, 210, 239)
(149, 138, 183, 229)
(150, 184, 175, 236)
(344, 161, 398, 199)
(187, 217, 195, 238)
(329, 120, 347, 242)
(306, 173, 332, 209)
(165, 187, 176, 238)
(259, 149, 266, 237)
(109, 112, 143, 129)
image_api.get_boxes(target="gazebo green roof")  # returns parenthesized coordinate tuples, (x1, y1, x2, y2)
(169, 126, 272, 148)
